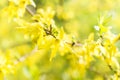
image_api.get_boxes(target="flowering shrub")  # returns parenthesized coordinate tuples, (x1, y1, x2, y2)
(1, 0, 120, 80)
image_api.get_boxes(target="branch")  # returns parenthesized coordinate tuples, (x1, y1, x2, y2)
(26, 5, 36, 16)
(14, 45, 38, 65)
(101, 52, 120, 78)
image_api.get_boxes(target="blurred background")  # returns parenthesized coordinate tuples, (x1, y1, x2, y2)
(0, 0, 120, 80)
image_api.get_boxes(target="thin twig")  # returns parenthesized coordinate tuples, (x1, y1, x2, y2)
(14, 45, 38, 65)
(26, 5, 36, 16)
